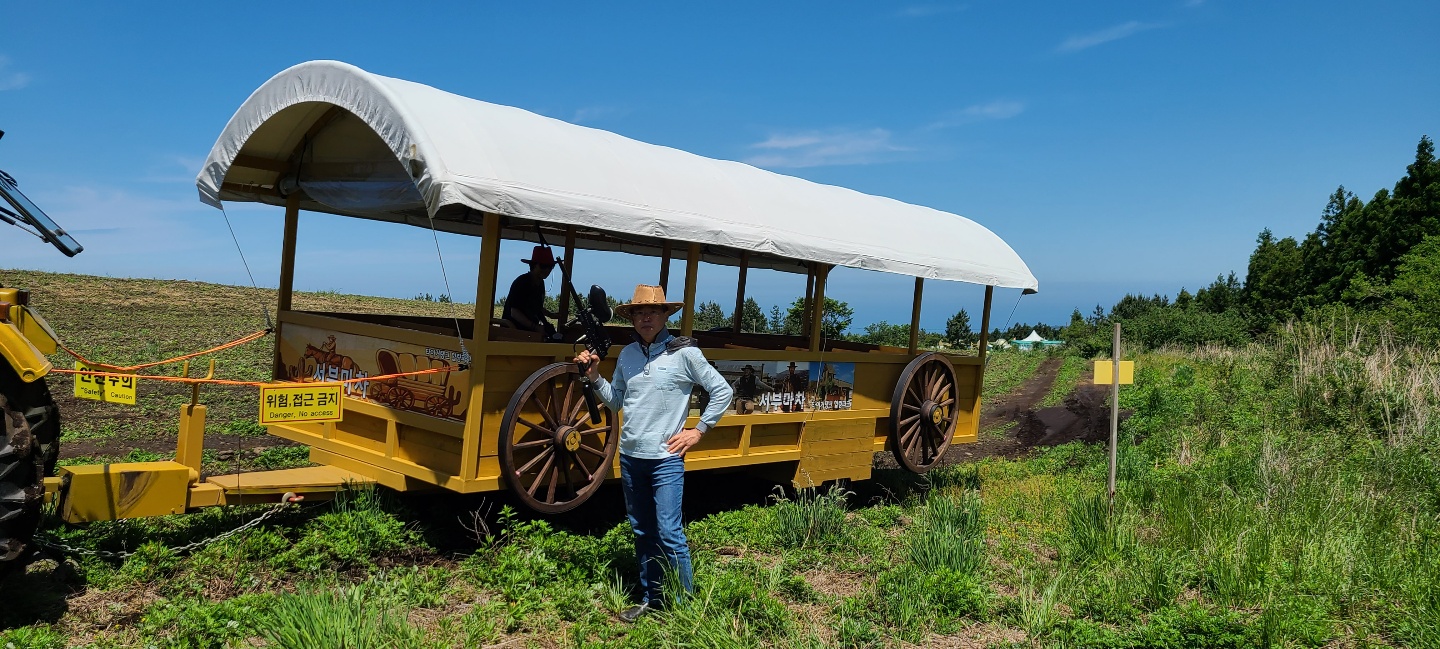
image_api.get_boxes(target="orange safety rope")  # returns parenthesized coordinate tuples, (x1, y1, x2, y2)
(60, 329, 273, 372)
(50, 365, 462, 388)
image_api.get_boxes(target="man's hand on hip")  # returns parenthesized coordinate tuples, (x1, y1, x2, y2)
(666, 428, 704, 456)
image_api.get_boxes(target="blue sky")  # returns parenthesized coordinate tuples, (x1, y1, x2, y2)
(1, 2, 1436, 334)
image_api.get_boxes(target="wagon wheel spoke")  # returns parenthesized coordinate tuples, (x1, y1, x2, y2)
(900, 427, 920, 452)
(515, 416, 555, 438)
(561, 380, 577, 423)
(560, 455, 578, 496)
(903, 422, 923, 453)
(573, 450, 597, 482)
(578, 443, 607, 459)
(578, 425, 612, 436)
(532, 390, 560, 430)
(905, 383, 923, 407)
(933, 377, 952, 402)
(898, 413, 921, 427)
(937, 398, 954, 408)
(545, 462, 560, 503)
(930, 366, 945, 398)
(513, 438, 553, 450)
(901, 403, 921, 413)
(518, 447, 555, 476)
(565, 396, 588, 427)
(526, 453, 556, 497)
(909, 433, 923, 461)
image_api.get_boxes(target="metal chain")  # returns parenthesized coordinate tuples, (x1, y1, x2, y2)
(33, 498, 296, 561)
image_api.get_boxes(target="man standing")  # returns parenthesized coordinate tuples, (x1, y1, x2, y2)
(501, 245, 559, 337)
(575, 285, 732, 623)
(731, 364, 771, 414)
(780, 361, 807, 412)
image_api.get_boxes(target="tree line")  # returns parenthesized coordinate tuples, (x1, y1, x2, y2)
(497, 288, 1066, 350)
(687, 297, 992, 350)
(1063, 136, 1439, 354)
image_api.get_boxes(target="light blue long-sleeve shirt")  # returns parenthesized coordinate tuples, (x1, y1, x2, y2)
(593, 330, 733, 460)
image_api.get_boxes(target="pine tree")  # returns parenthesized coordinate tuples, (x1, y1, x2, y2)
(783, 297, 853, 339)
(943, 309, 973, 347)
(741, 297, 768, 333)
(693, 301, 728, 331)
(768, 305, 784, 334)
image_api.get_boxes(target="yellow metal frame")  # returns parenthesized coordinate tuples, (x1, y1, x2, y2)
(0, 288, 57, 383)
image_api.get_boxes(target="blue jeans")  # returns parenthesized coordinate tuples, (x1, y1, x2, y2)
(619, 453, 693, 605)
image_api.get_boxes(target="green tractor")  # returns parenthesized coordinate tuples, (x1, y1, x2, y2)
(0, 129, 81, 576)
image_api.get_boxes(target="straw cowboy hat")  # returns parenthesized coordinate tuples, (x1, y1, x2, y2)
(614, 285, 685, 320)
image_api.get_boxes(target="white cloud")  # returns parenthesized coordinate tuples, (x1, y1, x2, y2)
(927, 100, 1026, 130)
(897, 4, 965, 17)
(139, 154, 208, 184)
(1057, 21, 1166, 53)
(11, 185, 210, 259)
(571, 105, 632, 124)
(0, 56, 30, 91)
(743, 128, 909, 168)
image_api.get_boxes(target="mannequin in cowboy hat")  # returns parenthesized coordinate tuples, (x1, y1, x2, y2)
(575, 284, 733, 622)
(500, 245, 560, 338)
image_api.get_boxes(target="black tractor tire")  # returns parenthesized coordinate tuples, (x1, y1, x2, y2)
(0, 364, 60, 580)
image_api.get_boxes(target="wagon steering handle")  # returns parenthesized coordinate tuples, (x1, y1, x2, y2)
(576, 358, 604, 425)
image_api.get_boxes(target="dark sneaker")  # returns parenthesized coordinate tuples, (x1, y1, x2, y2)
(619, 602, 655, 623)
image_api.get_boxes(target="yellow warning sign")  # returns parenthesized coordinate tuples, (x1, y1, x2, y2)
(260, 384, 344, 424)
(1093, 360, 1135, 385)
(73, 362, 137, 404)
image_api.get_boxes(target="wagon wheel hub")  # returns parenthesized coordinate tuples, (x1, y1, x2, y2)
(555, 425, 582, 453)
(924, 401, 944, 427)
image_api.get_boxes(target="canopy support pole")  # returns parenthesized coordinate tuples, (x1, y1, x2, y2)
(908, 277, 924, 354)
(462, 212, 503, 481)
(680, 243, 701, 336)
(802, 265, 816, 336)
(808, 264, 830, 352)
(557, 226, 576, 326)
(977, 286, 994, 365)
(659, 241, 672, 294)
(732, 251, 750, 333)
(272, 192, 300, 380)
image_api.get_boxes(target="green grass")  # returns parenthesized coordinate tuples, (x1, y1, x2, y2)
(3, 268, 467, 473)
(1039, 353, 1087, 408)
(4, 270, 1439, 647)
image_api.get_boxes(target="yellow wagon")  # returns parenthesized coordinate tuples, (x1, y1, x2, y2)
(185, 60, 1039, 514)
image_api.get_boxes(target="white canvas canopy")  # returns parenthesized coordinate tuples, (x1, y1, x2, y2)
(197, 60, 1038, 291)
(1020, 330, 1046, 343)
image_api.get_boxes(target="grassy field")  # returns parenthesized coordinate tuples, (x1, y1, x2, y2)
(2, 270, 1438, 647)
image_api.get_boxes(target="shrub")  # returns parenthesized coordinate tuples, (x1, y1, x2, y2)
(905, 492, 984, 575)
(0, 626, 66, 649)
(272, 485, 424, 572)
(1064, 491, 1135, 564)
(258, 586, 431, 649)
(769, 486, 850, 548)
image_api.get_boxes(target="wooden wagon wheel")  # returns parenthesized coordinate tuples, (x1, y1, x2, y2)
(889, 352, 958, 473)
(389, 388, 415, 411)
(424, 395, 451, 417)
(499, 363, 617, 514)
